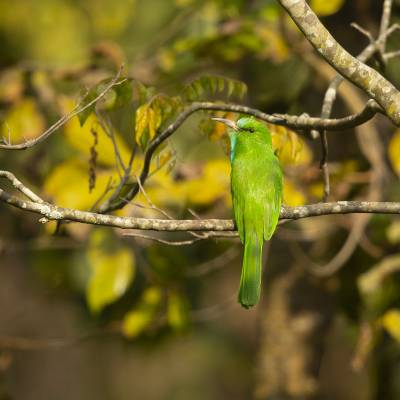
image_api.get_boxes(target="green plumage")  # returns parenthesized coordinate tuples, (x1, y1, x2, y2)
(229, 117, 283, 308)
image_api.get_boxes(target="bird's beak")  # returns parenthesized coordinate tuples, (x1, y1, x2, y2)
(211, 117, 238, 131)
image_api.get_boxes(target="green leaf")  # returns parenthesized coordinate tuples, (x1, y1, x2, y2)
(86, 230, 135, 313)
(182, 75, 247, 102)
(77, 88, 99, 127)
(108, 78, 134, 109)
(77, 77, 133, 126)
(122, 286, 163, 338)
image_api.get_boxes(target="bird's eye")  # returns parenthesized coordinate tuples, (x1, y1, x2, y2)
(248, 128, 255, 133)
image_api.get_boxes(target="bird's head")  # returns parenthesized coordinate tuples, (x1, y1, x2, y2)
(212, 116, 268, 136)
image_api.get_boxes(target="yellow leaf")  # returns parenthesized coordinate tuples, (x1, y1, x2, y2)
(122, 287, 163, 338)
(270, 124, 312, 166)
(387, 221, 400, 244)
(255, 25, 289, 62)
(44, 159, 118, 209)
(308, 182, 324, 199)
(86, 230, 135, 313)
(135, 102, 163, 144)
(167, 291, 189, 331)
(147, 106, 158, 140)
(144, 159, 232, 208)
(135, 104, 149, 144)
(0, 68, 24, 103)
(283, 179, 306, 206)
(185, 160, 231, 206)
(389, 129, 400, 175)
(311, 0, 344, 16)
(381, 309, 400, 342)
(60, 98, 131, 166)
(1, 98, 45, 142)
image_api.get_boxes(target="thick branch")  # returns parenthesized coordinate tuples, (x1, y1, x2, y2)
(278, 0, 400, 125)
(2, 188, 400, 232)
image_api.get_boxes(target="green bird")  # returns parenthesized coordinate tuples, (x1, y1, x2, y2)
(213, 117, 283, 308)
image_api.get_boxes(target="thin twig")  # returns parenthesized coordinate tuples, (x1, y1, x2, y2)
(0, 67, 125, 150)
(379, 0, 393, 55)
(122, 231, 204, 246)
(384, 50, 400, 61)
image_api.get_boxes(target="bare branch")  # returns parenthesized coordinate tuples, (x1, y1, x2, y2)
(379, 0, 393, 55)
(278, 0, 400, 125)
(310, 1, 396, 200)
(3, 182, 400, 231)
(122, 231, 204, 246)
(0, 171, 45, 203)
(384, 50, 400, 61)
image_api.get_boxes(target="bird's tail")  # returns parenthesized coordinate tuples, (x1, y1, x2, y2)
(238, 232, 263, 308)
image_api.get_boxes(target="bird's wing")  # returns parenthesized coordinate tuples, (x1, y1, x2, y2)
(264, 157, 283, 240)
(231, 159, 246, 243)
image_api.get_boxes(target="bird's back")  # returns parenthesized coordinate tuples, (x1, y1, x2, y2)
(231, 132, 283, 242)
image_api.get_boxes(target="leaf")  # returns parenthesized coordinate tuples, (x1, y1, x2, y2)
(183, 75, 247, 102)
(122, 286, 163, 338)
(185, 159, 231, 206)
(110, 78, 134, 109)
(134, 95, 182, 148)
(135, 103, 151, 145)
(270, 124, 312, 166)
(283, 179, 306, 206)
(387, 220, 400, 244)
(0, 68, 24, 103)
(86, 230, 135, 313)
(381, 309, 400, 342)
(44, 159, 118, 209)
(1, 98, 45, 142)
(61, 98, 132, 167)
(255, 24, 289, 62)
(167, 290, 189, 331)
(311, 0, 344, 16)
(388, 129, 400, 175)
(77, 78, 133, 126)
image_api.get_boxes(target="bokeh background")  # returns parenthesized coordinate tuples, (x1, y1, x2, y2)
(1, 0, 400, 399)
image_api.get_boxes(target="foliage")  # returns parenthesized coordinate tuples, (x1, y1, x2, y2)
(2, 0, 400, 398)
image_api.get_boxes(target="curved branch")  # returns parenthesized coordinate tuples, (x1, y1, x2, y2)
(100, 99, 381, 212)
(278, 0, 400, 125)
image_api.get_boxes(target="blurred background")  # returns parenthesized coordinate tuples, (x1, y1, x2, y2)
(1, 0, 400, 399)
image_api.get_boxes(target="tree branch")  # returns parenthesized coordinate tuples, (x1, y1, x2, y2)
(0, 67, 125, 150)
(2, 184, 400, 232)
(99, 99, 382, 212)
(278, 0, 400, 125)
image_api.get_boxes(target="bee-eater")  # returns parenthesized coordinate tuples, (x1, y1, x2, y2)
(213, 117, 283, 308)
